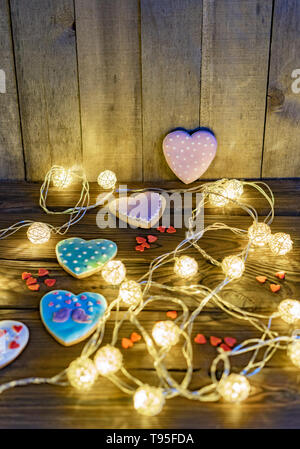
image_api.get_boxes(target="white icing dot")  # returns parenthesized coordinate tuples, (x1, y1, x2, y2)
(84, 259, 89, 262)
(78, 255, 82, 258)
(63, 260, 67, 263)
(67, 253, 72, 257)
(103, 254, 107, 258)
(73, 260, 78, 264)
(94, 251, 99, 254)
(206, 137, 210, 140)
(62, 248, 67, 251)
(101, 246, 106, 250)
(83, 251, 87, 254)
(109, 244, 114, 248)
(91, 256, 95, 259)
(75, 247, 79, 250)
(88, 246, 92, 249)
(87, 265, 92, 269)
(75, 267, 80, 272)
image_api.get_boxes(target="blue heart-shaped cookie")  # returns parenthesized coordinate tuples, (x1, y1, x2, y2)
(40, 290, 107, 346)
(56, 237, 117, 278)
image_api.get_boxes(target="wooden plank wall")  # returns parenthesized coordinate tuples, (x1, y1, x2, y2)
(0, 0, 299, 181)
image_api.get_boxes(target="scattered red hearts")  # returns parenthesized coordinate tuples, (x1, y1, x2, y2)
(141, 242, 150, 249)
(147, 235, 157, 243)
(28, 284, 40, 291)
(21, 272, 32, 280)
(166, 226, 176, 233)
(275, 271, 286, 280)
(26, 277, 37, 286)
(220, 343, 231, 352)
(194, 333, 206, 344)
(12, 325, 23, 333)
(44, 278, 56, 287)
(122, 337, 134, 349)
(38, 268, 49, 277)
(135, 245, 145, 252)
(256, 275, 267, 284)
(9, 340, 20, 349)
(270, 284, 281, 293)
(210, 336, 222, 347)
(157, 226, 166, 233)
(224, 337, 237, 347)
(166, 310, 178, 320)
(136, 236, 146, 244)
(131, 332, 142, 343)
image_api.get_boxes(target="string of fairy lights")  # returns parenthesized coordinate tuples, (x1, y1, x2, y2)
(0, 165, 299, 416)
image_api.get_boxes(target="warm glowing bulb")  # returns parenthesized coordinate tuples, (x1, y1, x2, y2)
(27, 222, 51, 244)
(223, 179, 244, 200)
(97, 170, 117, 189)
(209, 186, 229, 207)
(248, 222, 271, 247)
(269, 232, 293, 255)
(218, 374, 250, 403)
(52, 167, 73, 188)
(174, 255, 198, 279)
(101, 260, 126, 285)
(287, 340, 300, 368)
(133, 385, 165, 416)
(278, 299, 300, 324)
(152, 321, 180, 347)
(221, 255, 245, 279)
(67, 357, 98, 391)
(118, 280, 142, 307)
(94, 345, 123, 376)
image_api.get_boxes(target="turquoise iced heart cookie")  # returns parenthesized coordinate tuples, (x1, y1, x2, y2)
(56, 237, 117, 278)
(40, 290, 107, 346)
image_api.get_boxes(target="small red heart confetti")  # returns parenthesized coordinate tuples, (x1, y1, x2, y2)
(28, 284, 40, 291)
(136, 236, 146, 244)
(270, 284, 281, 293)
(147, 235, 158, 243)
(65, 299, 72, 304)
(26, 277, 37, 286)
(130, 332, 142, 343)
(275, 271, 286, 280)
(48, 302, 54, 307)
(166, 311, 178, 319)
(13, 325, 23, 333)
(141, 242, 150, 249)
(210, 336, 222, 347)
(157, 226, 166, 233)
(44, 278, 56, 287)
(135, 245, 145, 252)
(21, 272, 32, 280)
(256, 275, 267, 284)
(194, 333, 207, 344)
(166, 226, 176, 233)
(224, 337, 237, 347)
(9, 341, 20, 350)
(220, 343, 231, 352)
(38, 268, 49, 277)
(122, 337, 133, 349)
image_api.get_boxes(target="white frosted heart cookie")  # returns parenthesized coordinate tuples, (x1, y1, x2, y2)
(0, 321, 29, 369)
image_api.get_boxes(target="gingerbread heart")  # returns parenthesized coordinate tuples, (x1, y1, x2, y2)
(0, 321, 29, 369)
(163, 129, 217, 184)
(108, 191, 166, 229)
(40, 290, 107, 346)
(56, 237, 117, 279)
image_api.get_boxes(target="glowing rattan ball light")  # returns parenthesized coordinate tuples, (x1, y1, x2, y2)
(247, 222, 271, 247)
(223, 179, 244, 200)
(174, 255, 198, 279)
(221, 255, 245, 279)
(133, 385, 165, 416)
(94, 345, 123, 376)
(67, 357, 98, 391)
(152, 321, 180, 348)
(278, 299, 300, 324)
(269, 232, 293, 256)
(101, 260, 126, 285)
(27, 222, 51, 244)
(52, 167, 73, 189)
(218, 374, 250, 403)
(118, 280, 142, 307)
(209, 186, 229, 207)
(287, 340, 300, 368)
(97, 170, 117, 190)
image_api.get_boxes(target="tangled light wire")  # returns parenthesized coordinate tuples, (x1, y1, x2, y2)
(0, 168, 298, 415)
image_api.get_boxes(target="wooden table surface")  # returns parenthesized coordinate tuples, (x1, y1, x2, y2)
(0, 179, 300, 429)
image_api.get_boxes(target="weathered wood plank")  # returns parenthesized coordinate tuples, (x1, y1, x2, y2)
(263, 0, 300, 177)
(75, 0, 142, 182)
(10, 0, 82, 181)
(201, 0, 272, 178)
(0, 0, 24, 179)
(141, 0, 202, 181)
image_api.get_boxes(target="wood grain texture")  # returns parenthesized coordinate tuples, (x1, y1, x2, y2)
(10, 0, 82, 181)
(263, 0, 300, 177)
(0, 0, 24, 179)
(141, 0, 202, 181)
(0, 180, 299, 428)
(200, 0, 272, 178)
(75, 0, 142, 181)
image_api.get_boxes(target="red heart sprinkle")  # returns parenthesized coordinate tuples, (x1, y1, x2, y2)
(270, 284, 281, 293)
(220, 343, 231, 352)
(141, 242, 150, 249)
(130, 332, 142, 343)
(166, 311, 178, 319)
(122, 337, 133, 349)
(210, 336, 222, 347)
(136, 236, 146, 244)
(157, 226, 166, 233)
(9, 340, 20, 349)
(44, 278, 56, 287)
(65, 299, 72, 304)
(147, 235, 158, 243)
(275, 271, 286, 280)
(194, 333, 207, 344)
(48, 302, 54, 307)
(166, 226, 176, 233)
(135, 245, 145, 252)
(21, 272, 32, 280)
(28, 284, 40, 291)
(26, 277, 37, 286)
(38, 268, 49, 277)
(256, 275, 267, 284)
(224, 337, 237, 347)
(13, 325, 23, 333)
